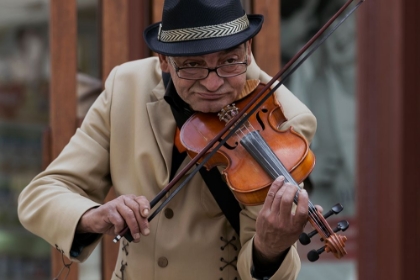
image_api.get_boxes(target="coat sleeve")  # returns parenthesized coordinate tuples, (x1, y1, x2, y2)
(17, 66, 120, 262)
(237, 56, 317, 279)
(237, 205, 302, 280)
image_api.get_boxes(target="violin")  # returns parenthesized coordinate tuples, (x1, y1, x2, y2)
(180, 83, 348, 261)
(114, 0, 364, 262)
(180, 82, 314, 206)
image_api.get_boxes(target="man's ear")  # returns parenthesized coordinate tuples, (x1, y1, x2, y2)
(158, 54, 170, 72)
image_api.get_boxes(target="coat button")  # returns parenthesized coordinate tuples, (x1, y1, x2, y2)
(164, 208, 174, 219)
(158, 257, 168, 268)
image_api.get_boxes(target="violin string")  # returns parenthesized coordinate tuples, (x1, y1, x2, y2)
(234, 121, 328, 235)
(240, 124, 326, 234)
(236, 124, 280, 179)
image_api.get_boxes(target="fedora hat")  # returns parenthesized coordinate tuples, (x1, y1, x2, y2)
(144, 0, 264, 56)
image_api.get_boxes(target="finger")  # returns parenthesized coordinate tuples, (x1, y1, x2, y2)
(294, 189, 309, 226)
(270, 178, 288, 213)
(124, 196, 142, 219)
(135, 196, 151, 218)
(125, 197, 151, 238)
(133, 196, 151, 237)
(278, 183, 299, 221)
(315, 204, 323, 214)
(115, 204, 142, 241)
(263, 176, 285, 211)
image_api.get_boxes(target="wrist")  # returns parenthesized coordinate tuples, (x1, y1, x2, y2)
(251, 239, 290, 279)
(253, 235, 288, 260)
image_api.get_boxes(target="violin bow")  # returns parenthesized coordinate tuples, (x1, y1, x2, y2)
(114, 0, 365, 243)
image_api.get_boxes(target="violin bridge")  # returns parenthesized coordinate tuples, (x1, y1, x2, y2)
(218, 104, 239, 123)
(218, 104, 249, 131)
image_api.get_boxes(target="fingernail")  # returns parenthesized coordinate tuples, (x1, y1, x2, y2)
(143, 208, 149, 216)
(144, 228, 150, 235)
(134, 233, 141, 240)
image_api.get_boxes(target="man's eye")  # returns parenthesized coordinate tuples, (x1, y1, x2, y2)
(225, 58, 239, 64)
(184, 62, 201, 67)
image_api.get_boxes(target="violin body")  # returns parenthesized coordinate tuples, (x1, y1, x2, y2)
(180, 84, 315, 206)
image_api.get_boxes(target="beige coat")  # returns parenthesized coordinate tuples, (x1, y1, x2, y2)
(18, 56, 316, 280)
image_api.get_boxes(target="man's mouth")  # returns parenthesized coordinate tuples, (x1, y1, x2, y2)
(196, 92, 225, 100)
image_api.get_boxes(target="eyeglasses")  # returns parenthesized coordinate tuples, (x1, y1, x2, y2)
(168, 56, 248, 80)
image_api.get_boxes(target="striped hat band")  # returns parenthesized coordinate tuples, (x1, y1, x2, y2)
(157, 14, 250, 43)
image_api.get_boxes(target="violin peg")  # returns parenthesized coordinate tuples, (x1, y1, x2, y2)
(308, 246, 326, 262)
(319, 221, 350, 242)
(323, 203, 344, 219)
(299, 233, 311, 245)
(299, 229, 318, 245)
(333, 220, 350, 233)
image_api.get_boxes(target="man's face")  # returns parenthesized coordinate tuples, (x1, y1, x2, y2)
(159, 40, 252, 113)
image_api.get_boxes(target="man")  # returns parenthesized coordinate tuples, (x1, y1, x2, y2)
(18, 0, 317, 279)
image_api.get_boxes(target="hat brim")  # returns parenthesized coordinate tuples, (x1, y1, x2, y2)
(143, 14, 264, 57)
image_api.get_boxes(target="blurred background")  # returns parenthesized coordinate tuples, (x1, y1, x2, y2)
(0, 0, 99, 278)
(0, 0, 418, 279)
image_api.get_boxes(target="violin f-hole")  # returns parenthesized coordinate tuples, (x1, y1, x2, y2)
(255, 108, 268, 131)
(218, 137, 238, 150)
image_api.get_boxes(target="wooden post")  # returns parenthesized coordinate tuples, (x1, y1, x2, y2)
(50, 0, 78, 279)
(100, 0, 150, 278)
(357, 0, 420, 279)
(101, 2, 130, 277)
(128, 0, 151, 60)
(152, 0, 165, 22)
(101, 0, 130, 79)
(251, 0, 281, 76)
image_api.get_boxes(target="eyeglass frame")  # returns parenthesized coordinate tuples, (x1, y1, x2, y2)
(167, 52, 248, 81)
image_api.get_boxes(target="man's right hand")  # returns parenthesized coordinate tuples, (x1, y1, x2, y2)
(76, 194, 150, 243)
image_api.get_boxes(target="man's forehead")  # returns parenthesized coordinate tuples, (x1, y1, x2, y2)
(172, 43, 246, 60)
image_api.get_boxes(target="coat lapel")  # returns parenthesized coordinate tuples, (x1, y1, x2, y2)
(146, 84, 177, 186)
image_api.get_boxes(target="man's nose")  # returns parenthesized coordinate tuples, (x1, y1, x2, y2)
(200, 71, 224, 91)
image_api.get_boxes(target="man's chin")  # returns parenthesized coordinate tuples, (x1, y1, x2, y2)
(191, 103, 226, 114)
(195, 108, 218, 114)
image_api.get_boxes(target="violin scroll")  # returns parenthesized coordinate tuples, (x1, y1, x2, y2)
(299, 203, 349, 262)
